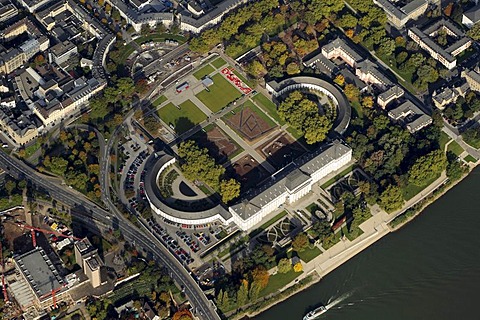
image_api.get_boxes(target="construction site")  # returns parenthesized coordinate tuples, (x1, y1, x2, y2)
(0, 206, 114, 320)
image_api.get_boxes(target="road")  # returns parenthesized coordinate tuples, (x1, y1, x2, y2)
(0, 151, 220, 320)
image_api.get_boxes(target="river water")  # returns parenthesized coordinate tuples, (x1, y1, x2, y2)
(254, 169, 480, 320)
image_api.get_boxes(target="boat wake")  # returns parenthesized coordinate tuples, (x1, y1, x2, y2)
(325, 291, 352, 310)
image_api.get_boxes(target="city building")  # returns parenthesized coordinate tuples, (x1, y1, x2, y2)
(377, 85, 405, 108)
(388, 100, 432, 133)
(0, 1, 18, 23)
(408, 19, 472, 69)
(145, 142, 353, 231)
(355, 59, 393, 90)
(0, 101, 41, 145)
(17, 0, 55, 13)
(462, 68, 480, 92)
(49, 40, 78, 66)
(432, 82, 470, 109)
(373, 0, 428, 28)
(74, 238, 104, 288)
(321, 38, 363, 68)
(462, 4, 480, 28)
(105, 0, 251, 33)
(229, 141, 352, 230)
(11, 248, 70, 310)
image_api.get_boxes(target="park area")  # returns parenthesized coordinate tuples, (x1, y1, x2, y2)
(193, 64, 215, 80)
(224, 101, 276, 141)
(157, 100, 206, 134)
(196, 73, 242, 112)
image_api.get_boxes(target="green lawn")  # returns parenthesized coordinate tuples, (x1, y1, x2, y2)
(211, 57, 227, 69)
(0, 194, 23, 211)
(232, 69, 255, 88)
(297, 246, 322, 262)
(402, 172, 441, 201)
(320, 165, 354, 189)
(447, 140, 464, 156)
(464, 155, 477, 163)
(260, 269, 303, 297)
(157, 101, 207, 134)
(152, 95, 167, 107)
(306, 202, 320, 214)
(351, 100, 363, 120)
(439, 132, 451, 151)
(196, 73, 242, 112)
(252, 93, 285, 125)
(286, 126, 303, 140)
(117, 43, 135, 64)
(193, 64, 215, 80)
(249, 210, 288, 238)
(24, 139, 43, 158)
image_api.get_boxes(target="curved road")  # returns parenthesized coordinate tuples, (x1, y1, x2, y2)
(0, 151, 220, 320)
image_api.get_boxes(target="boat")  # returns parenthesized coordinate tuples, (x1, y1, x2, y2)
(303, 305, 327, 320)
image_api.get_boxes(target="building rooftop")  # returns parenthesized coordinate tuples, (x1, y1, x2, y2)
(464, 4, 480, 24)
(14, 248, 64, 299)
(388, 100, 432, 133)
(322, 38, 363, 64)
(230, 142, 352, 220)
(378, 85, 404, 104)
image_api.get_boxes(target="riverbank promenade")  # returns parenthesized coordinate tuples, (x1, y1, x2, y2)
(287, 171, 448, 287)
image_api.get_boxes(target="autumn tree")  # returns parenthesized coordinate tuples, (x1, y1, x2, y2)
(334, 74, 345, 86)
(250, 266, 270, 289)
(361, 96, 374, 108)
(292, 232, 309, 252)
(344, 84, 360, 102)
(172, 309, 193, 320)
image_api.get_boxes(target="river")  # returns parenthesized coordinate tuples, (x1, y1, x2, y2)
(254, 169, 480, 320)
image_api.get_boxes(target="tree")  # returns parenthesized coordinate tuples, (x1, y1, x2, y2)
(220, 179, 241, 203)
(292, 232, 309, 252)
(250, 266, 270, 289)
(379, 184, 404, 213)
(246, 60, 267, 77)
(338, 14, 358, 29)
(286, 62, 300, 75)
(236, 279, 249, 306)
(278, 91, 332, 144)
(172, 310, 193, 320)
(446, 152, 467, 181)
(467, 22, 480, 41)
(344, 84, 360, 102)
(334, 74, 345, 86)
(395, 36, 406, 47)
(178, 140, 227, 190)
(396, 51, 408, 64)
(376, 38, 395, 57)
(408, 150, 447, 185)
(361, 96, 374, 108)
(4, 180, 16, 195)
(293, 262, 303, 272)
(277, 258, 292, 273)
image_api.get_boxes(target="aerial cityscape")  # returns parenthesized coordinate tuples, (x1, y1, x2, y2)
(0, 0, 480, 319)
